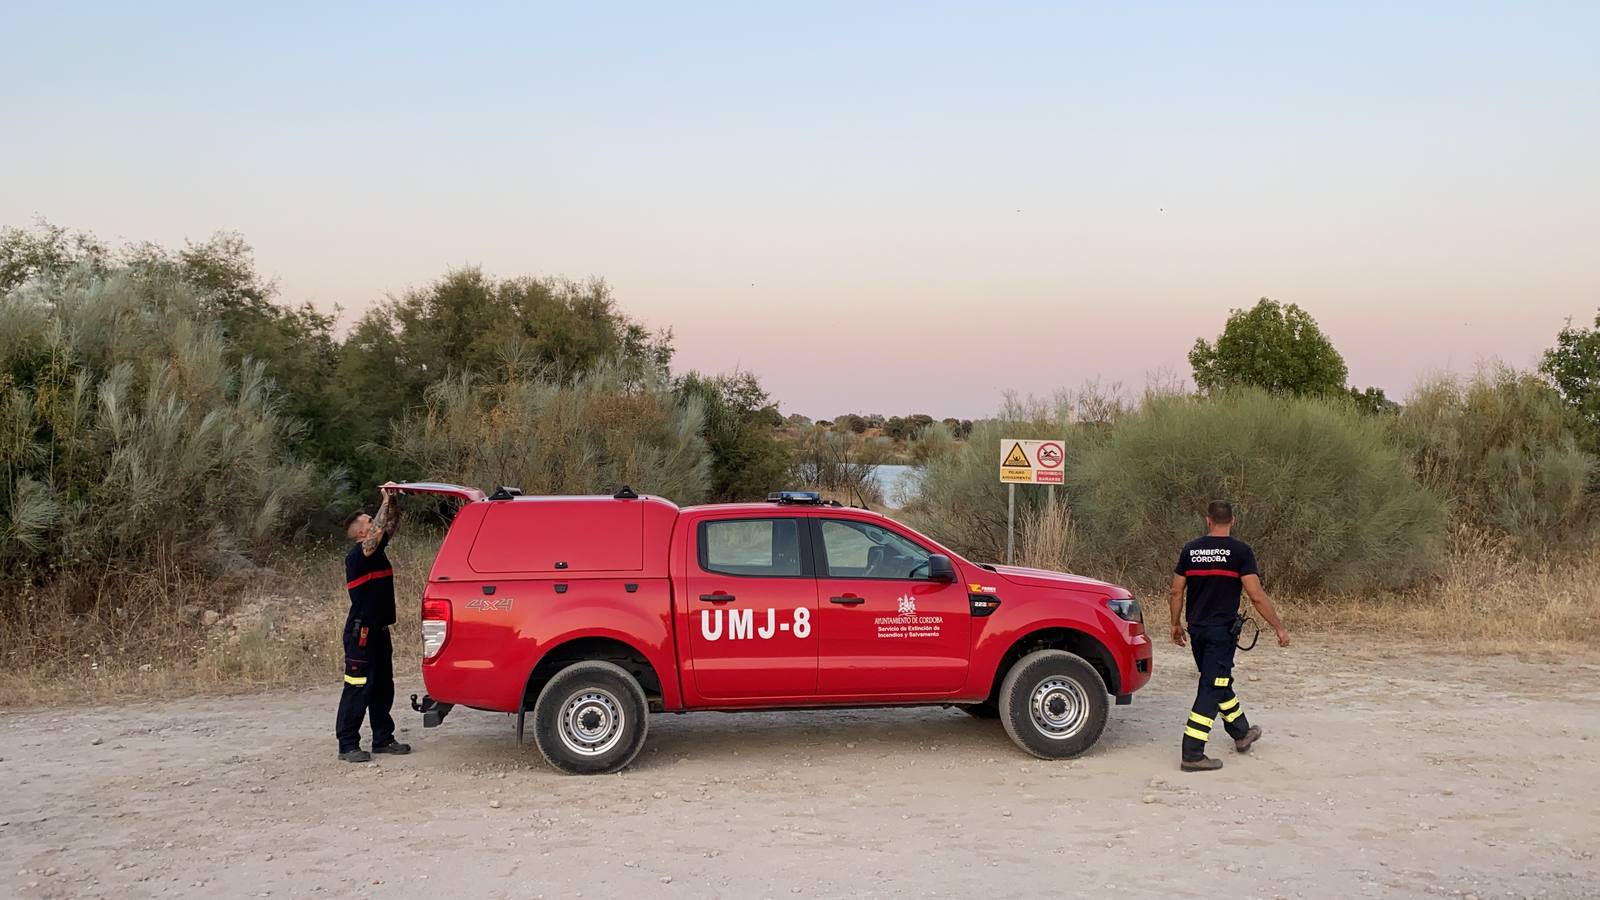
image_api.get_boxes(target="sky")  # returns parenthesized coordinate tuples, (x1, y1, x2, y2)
(3, 2, 1597, 419)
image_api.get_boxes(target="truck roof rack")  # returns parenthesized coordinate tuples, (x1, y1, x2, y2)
(487, 486, 523, 501)
(614, 485, 640, 500)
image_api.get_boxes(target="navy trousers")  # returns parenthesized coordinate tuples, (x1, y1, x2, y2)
(335, 622, 395, 753)
(1181, 622, 1252, 760)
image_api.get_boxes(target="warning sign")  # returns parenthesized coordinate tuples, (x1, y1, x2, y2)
(998, 438, 1067, 484)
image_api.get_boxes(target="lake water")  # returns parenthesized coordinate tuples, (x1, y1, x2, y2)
(870, 464, 923, 507)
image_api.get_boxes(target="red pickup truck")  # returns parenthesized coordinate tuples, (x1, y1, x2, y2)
(398, 484, 1152, 774)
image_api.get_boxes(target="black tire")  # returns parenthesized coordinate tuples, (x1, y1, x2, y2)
(998, 649, 1109, 759)
(958, 702, 999, 719)
(532, 660, 650, 775)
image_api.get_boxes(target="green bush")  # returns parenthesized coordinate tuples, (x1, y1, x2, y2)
(911, 390, 1445, 592)
(0, 269, 332, 600)
(1069, 390, 1444, 591)
(390, 365, 711, 503)
(1392, 368, 1593, 548)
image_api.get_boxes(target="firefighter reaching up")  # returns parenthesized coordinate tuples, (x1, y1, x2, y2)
(1169, 500, 1289, 772)
(335, 483, 411, 763)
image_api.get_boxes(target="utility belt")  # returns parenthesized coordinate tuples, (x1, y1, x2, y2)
(344, 618, 391, 650)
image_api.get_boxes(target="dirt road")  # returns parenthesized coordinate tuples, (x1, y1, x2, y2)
(3, 638, 1597, 899)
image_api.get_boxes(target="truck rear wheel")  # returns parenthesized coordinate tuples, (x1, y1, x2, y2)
(998, 649, 1108, 759)
(532, 660, 650, 775)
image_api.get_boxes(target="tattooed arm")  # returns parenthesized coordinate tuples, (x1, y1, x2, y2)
(361, 488, 400, 556)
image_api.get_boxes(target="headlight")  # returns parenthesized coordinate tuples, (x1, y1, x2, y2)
(1106, 597, 1143, 625)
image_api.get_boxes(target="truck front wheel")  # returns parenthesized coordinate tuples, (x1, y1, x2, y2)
(532, 661, 650, 775)
(998, 649, 1108, 759)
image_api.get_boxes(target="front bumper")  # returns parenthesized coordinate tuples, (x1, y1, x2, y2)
(1123, 634, 1154, 694)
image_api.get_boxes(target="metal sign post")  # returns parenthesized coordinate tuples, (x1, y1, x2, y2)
(1007, 483, 1016, 564)
(999, 438, 1066, 566)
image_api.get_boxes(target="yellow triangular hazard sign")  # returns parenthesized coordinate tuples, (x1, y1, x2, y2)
(1002, 442, 1030, 467)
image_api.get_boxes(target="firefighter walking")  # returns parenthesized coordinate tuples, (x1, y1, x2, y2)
(1170, 500, 1289, 772)
(335, 483, 411, 762)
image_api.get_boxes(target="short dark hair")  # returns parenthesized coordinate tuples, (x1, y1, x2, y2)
(1206, 500, 1234, 524)
(341, 508, 370, 530)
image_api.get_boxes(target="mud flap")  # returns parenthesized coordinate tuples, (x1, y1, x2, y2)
(516, 707, 526, 745)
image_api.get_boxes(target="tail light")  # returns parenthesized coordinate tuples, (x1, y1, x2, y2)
(421, 598, 451, 660)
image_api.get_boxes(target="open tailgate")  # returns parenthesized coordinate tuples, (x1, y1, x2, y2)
(387, 481, 486, 503)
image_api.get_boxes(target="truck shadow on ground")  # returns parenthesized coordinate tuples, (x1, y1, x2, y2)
(430, 704, 1161, 771)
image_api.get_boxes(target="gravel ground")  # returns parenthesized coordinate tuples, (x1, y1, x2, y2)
(2, 637, 1597, 899)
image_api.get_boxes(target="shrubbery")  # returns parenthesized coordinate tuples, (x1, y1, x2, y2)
(913, 389, 1447, 593)
(390, 365, 711, 503)
(0, 270, 332, 603)
(677, 371, 790, 501)
(1068, 390, 1445, 591)
(1392, 369, 1593, 549)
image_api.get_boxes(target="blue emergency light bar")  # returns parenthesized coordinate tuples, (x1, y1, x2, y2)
(767, 491, 823, 505)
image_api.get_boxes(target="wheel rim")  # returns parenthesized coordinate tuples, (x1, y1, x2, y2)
(558, 688, 626, 757)
(1029, 677, 1090, 740)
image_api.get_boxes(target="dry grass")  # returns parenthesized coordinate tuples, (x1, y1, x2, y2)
(1017, 497, 1074, 570)
(1283, 527, 1600, 651)
(1129, 525, 1600, 654)
(0, 534, 431, 709)
(1012, 499, 1599, 653)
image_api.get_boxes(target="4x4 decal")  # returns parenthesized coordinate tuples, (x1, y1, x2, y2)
(466, 597, 513, 612)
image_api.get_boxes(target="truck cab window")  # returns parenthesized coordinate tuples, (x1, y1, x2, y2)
(700, 518, 803, 577)
(819, 519, 931, 580)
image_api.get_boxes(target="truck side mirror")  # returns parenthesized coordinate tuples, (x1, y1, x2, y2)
(926, 554, 957, 582)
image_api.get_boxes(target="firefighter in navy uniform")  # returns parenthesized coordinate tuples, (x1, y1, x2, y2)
(1170, 500, 1290, 772)
(335, 484, 411, 762)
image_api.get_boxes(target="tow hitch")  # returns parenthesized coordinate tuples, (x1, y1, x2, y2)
(410, 693, 454, 728)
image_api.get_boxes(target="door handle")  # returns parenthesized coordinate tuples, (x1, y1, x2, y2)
(829, 595, 865, 605)
(699, 593, 736, 603)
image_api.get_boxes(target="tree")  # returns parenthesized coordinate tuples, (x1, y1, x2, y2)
(2, 223, 346, 482)
(123, 234, 344, 475)
(676, 371, 790, 500)
(1540, 311, 1600, 439)
(940, 417, 974, 439)
(338, 267, 673, 487)
(1189, 299, 1348, 397)
(0, 221, 110, 291)
(1347, 386, 1397, 416)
